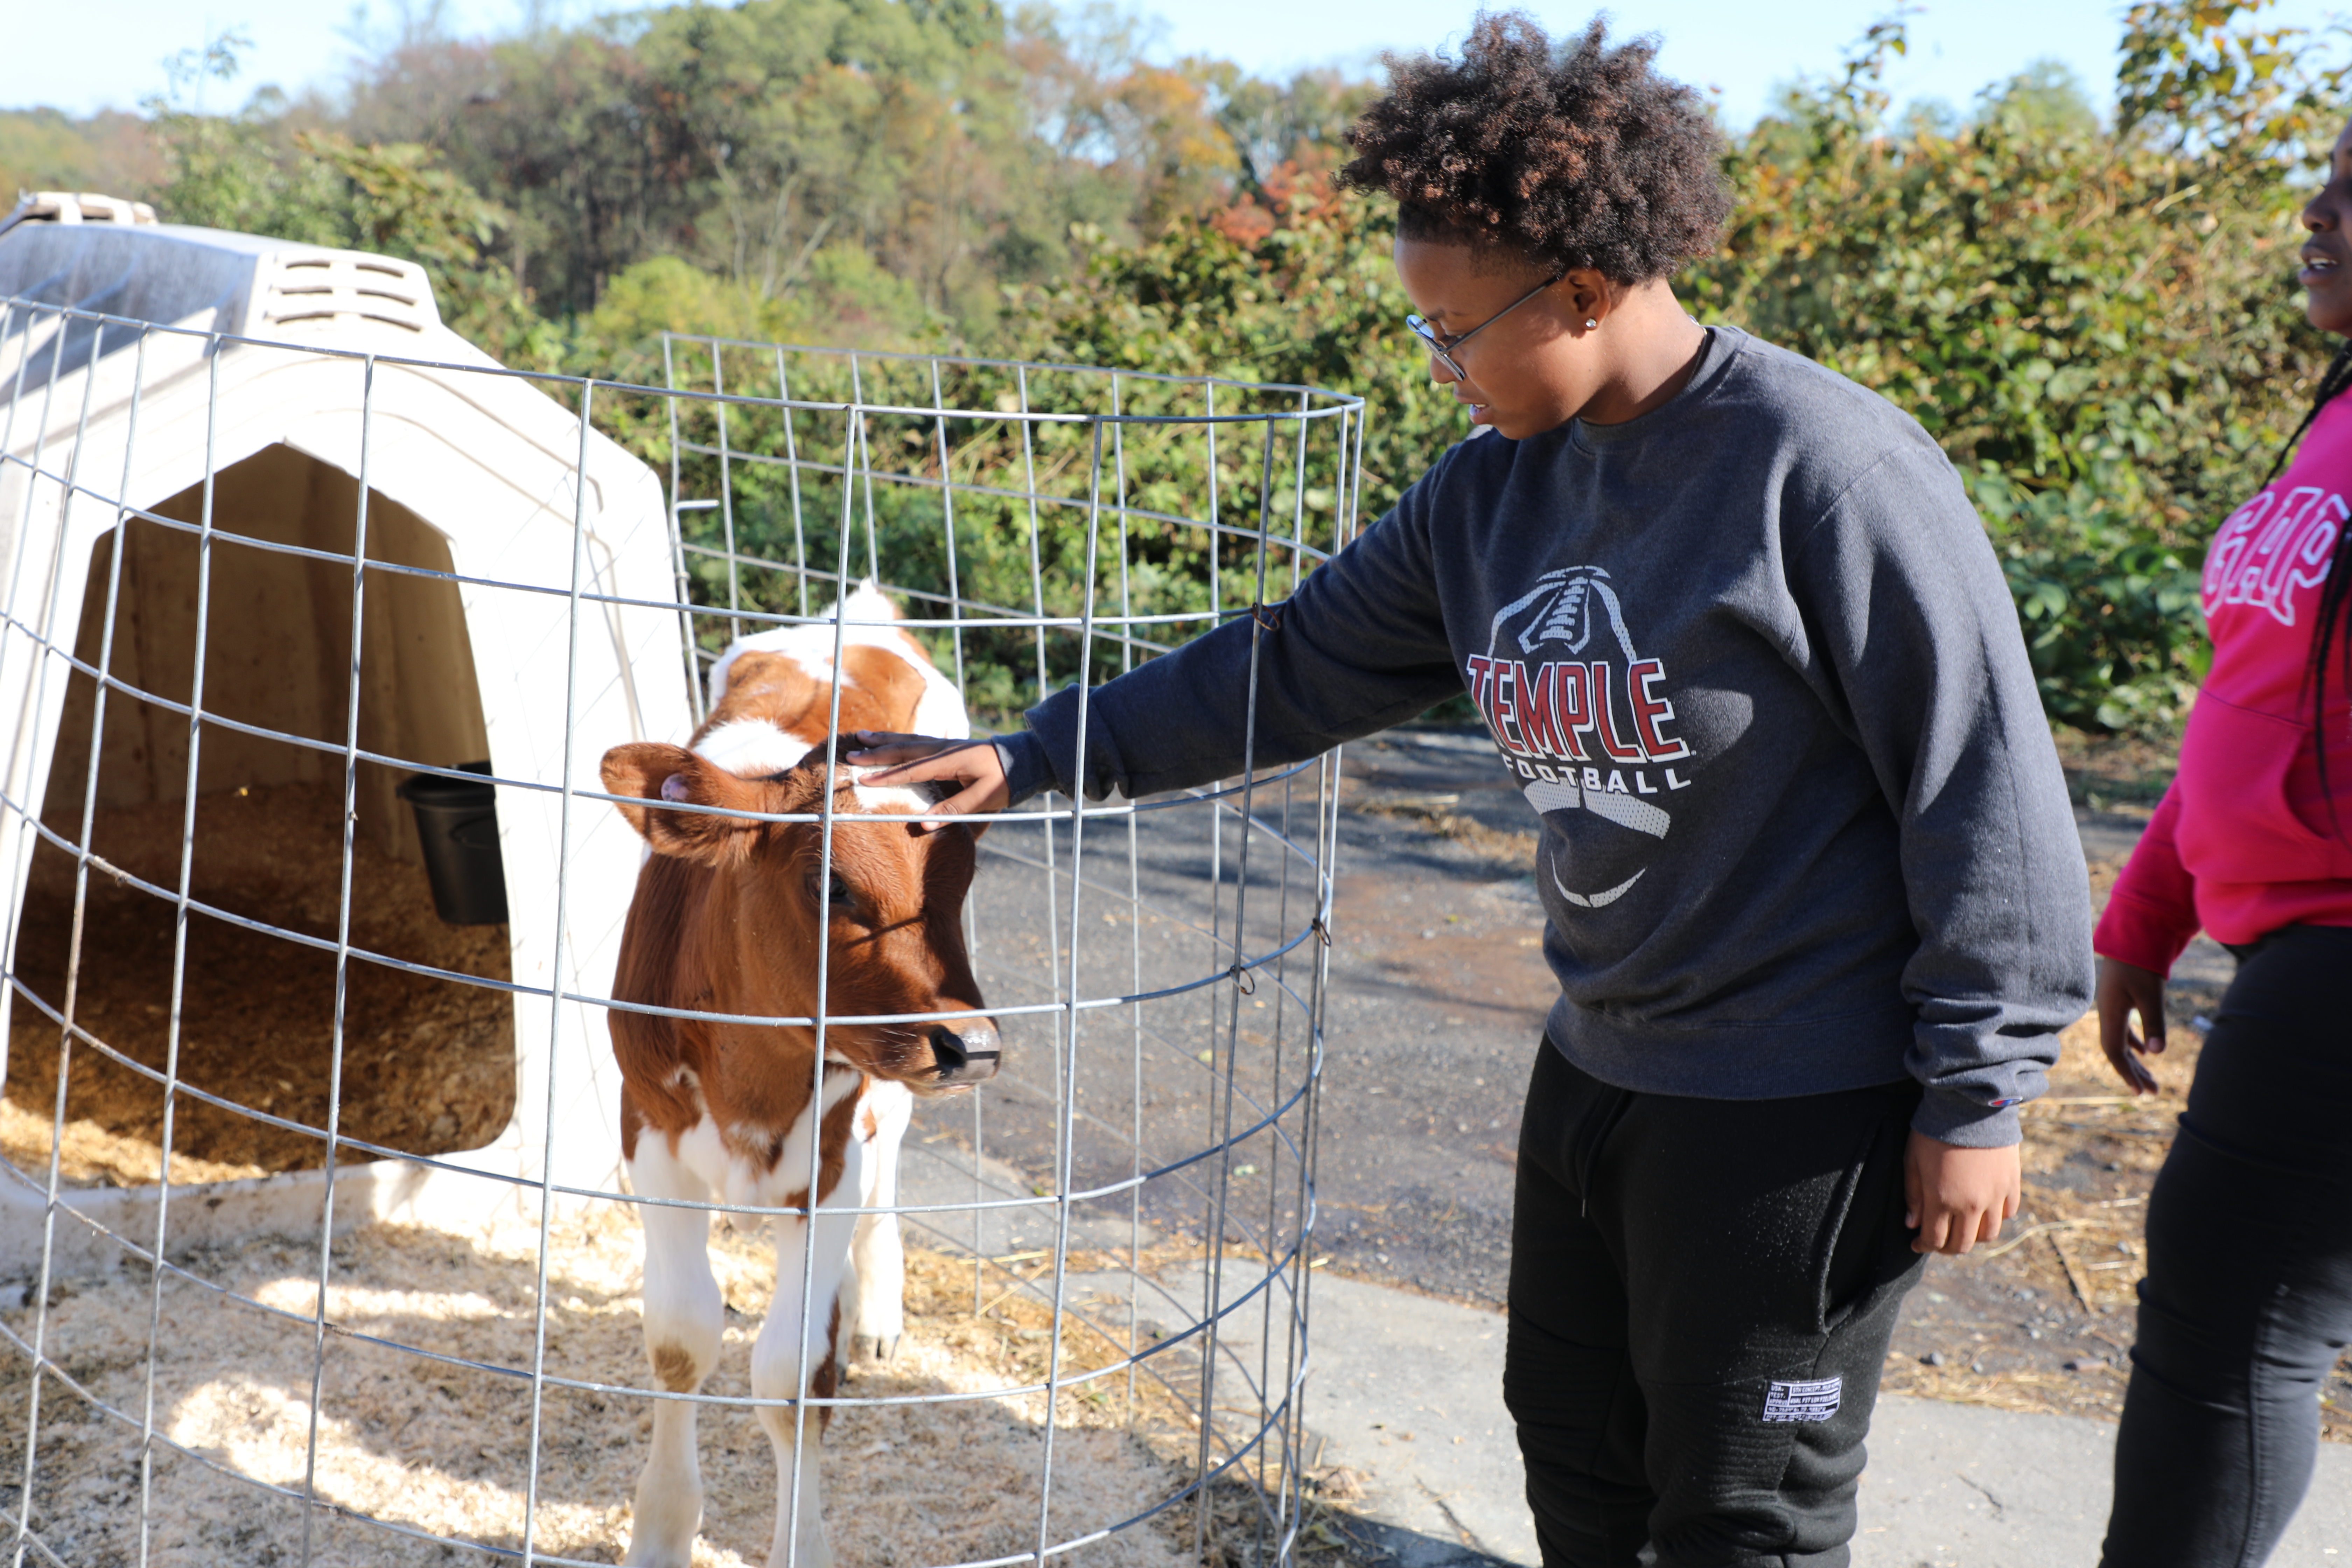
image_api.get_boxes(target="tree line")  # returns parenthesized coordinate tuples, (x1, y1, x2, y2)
(1, 0, 2343, 734)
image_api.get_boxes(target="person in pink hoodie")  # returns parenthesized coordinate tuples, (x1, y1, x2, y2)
(2094, 120, 2352, 1566)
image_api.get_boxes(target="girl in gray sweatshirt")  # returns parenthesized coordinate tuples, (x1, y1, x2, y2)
(857, 16, 2092, 1565)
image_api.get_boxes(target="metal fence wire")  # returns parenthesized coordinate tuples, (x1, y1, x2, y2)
(0, 292, 1365, 1568)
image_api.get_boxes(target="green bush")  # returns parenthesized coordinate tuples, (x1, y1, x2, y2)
(1967, 463, 2207, 730)
(639, 337, 1362, 718)
(1685, 2, 2348, 733)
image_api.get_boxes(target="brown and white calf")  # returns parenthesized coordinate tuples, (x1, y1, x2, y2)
(600, 584, 998, 1568)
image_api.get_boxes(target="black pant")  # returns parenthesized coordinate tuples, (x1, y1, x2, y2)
(1505, 1043, 1926, 1568)
(2100, 925, 2352, 1568)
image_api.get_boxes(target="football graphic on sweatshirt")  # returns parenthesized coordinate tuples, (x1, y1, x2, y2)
(1465, 566, 1695, 908)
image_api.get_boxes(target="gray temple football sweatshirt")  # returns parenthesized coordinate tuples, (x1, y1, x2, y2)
(994, 324, 2094, 1147)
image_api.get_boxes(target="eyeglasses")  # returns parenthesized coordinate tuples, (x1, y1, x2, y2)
(1405, 268, 1568, 380)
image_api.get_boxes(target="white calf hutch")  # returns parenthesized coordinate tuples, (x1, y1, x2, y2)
(0, 211, 1359, 1566)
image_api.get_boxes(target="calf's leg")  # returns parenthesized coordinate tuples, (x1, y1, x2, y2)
(756, 1135, 864, 1568)
(844, 1080, 911, 1361)
(624, 1139, 725, 1568)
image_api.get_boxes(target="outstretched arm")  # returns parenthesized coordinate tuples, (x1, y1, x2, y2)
(862, 464, 1469, 815)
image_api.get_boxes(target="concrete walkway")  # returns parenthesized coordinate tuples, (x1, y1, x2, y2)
(1279, 1269, 2352, 1568)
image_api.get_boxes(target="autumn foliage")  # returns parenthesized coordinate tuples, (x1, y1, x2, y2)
(5, 0, 2345, 731)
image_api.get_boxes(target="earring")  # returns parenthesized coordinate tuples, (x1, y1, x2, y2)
(1584, 318, 1598, 329)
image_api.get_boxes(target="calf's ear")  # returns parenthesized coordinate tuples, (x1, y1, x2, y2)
(600, 743, 768, 864)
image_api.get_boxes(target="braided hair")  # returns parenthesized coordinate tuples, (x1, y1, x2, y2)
(2273, 340, 2352, 831)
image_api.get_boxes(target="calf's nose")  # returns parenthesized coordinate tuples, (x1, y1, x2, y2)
(929, 1020, 1001, 1084)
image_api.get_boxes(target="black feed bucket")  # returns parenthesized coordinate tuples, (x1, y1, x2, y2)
(397, 761, 509, 925)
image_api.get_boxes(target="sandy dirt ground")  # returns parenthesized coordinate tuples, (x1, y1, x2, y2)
(0, 1200, 1209, 1567)
(0, 777, 1311, 1568)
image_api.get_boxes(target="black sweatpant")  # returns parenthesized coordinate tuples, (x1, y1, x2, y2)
(2100, 925, 2352, 1568)
(1505, 1042, 1927, 1568)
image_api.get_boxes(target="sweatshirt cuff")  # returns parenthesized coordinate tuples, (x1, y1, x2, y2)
(1910, 1088, 2023, 1149)
(2091, 889, 2192, 977)
(993, 732, 1056, 808)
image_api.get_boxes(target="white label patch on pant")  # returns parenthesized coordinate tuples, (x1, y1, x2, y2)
(1761, 1377, 1842, 1423)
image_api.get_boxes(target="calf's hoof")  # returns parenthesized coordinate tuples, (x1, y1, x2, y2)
(852, 1332, 899, 1364)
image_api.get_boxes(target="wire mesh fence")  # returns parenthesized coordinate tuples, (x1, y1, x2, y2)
(0, 282, 1364, 1568)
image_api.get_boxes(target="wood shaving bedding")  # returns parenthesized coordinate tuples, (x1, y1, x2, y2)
(1, 1200, 1196, 1567)
(7, 782, 516, 1179)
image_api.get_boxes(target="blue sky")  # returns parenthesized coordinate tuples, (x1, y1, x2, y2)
(10, 0, 2347, 130)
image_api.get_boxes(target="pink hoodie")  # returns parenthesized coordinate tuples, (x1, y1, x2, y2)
(2096, 396, 2352, 973)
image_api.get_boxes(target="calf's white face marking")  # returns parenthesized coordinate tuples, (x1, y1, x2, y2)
(693, 718, 814, 780)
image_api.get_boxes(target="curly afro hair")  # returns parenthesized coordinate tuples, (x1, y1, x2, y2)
(1340, 12, 1731, 283)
